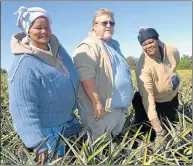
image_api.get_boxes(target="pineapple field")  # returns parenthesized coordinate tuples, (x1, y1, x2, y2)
(1, 70, 192, 165)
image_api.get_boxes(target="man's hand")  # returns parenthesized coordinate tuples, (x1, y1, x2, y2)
(35, 149, 48, 165)
(93, 100, 105, 120)
(81, 79, 106, 120)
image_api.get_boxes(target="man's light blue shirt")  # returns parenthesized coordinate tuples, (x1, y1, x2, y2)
(103, 40, 134, 110)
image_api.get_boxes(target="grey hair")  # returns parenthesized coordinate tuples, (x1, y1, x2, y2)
(92, 8, 114, 30)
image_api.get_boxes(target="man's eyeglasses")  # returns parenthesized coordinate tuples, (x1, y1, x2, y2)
(96, 21, 115, 27)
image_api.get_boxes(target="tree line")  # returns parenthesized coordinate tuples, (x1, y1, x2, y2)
(176, 55, 192, 70)
(126, 54, 192, 70)
(0, 55, 192, 74)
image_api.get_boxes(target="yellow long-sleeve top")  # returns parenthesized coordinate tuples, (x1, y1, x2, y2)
(136, 42, 180, 121)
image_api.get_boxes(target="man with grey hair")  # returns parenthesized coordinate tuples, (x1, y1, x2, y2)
(73, 8, 134, 141)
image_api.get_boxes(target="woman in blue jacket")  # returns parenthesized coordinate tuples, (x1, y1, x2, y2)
(8, 6, 81, 164)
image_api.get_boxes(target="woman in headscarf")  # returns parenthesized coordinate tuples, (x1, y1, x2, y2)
(8, 6, 81, 164)
(133, 27, 180, 143)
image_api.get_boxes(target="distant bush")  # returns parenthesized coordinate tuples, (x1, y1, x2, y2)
(177, 55, 192, 70)
(1, 68, 7, 74)
(126, 56, 138, 70)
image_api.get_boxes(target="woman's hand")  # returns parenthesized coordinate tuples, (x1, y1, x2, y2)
(150, 117, 163, 132)
(154, 129, 167, 151)
(35, 149, 48, 165)
(151, 117, 168, 151)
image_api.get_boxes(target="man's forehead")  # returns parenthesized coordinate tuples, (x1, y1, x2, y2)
(95, 14, 114, 22)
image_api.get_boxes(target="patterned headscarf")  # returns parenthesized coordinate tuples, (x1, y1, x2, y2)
(14, 6, 51, 35)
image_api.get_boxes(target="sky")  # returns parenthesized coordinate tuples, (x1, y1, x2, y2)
(1, 1, 192, 71)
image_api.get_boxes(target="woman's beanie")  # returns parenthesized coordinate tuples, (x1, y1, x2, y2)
(138, 27, 159, 45)
(14, 6, 51, 35)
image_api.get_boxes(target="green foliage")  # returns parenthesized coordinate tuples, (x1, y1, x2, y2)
(126, 56, 138, 70)
(0, 70, 192, 165)
(1, 74, 9, 110)
(177, 55, 192, 70)
(1, 68, 7, 74)
(126, 54, 192, 70)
